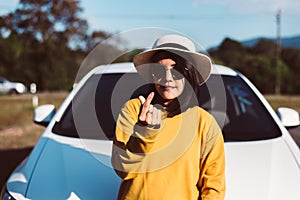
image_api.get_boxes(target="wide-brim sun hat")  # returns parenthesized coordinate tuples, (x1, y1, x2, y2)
(133, 34, 212, 85)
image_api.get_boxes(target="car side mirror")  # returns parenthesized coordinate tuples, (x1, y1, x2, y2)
(276, 107, 300, 128)
(33, 104, 56, 127)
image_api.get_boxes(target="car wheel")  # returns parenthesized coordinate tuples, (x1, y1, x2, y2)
(8, 89, 18, 95)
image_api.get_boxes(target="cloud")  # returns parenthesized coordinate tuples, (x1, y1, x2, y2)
(0, 0, 18, 8)
(192, 0, 300, 14)
(0, 0, 18, 15)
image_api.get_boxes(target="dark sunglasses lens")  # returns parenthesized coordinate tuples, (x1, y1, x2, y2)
(171, 68, 184, 80)
(151, 65, 185, 80)
(151, 66, 165, 79)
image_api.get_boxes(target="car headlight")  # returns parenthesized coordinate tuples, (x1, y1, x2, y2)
(0, 186, 16, 200)
(15, 83, 26, 93)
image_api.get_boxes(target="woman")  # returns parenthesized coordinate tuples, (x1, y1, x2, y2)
(111, 34, 225, 200)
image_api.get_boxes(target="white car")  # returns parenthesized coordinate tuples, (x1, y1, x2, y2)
(1, 63, 300, 200)
(0, 77, 27, 95)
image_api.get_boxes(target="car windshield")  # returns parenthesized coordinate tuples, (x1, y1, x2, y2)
(0, 77, 7, 83)
(52, 73, 281, 142)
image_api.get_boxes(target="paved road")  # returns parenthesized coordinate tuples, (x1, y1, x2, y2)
(1, 126, 300, 191)
(288, 125, 300, 147)
(0, 147, 33, 190)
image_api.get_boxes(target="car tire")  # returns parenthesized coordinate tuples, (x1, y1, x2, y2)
(8, 89, 18, 95)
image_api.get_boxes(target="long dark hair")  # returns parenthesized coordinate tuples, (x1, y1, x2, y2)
(150, 50, 203, 116)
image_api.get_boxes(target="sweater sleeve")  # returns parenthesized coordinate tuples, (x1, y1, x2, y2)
(198, 117, 226, 200)
(111, 99, 161, 180)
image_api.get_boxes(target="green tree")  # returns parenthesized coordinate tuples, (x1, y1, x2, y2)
(251, 39, 276, 56)
(0, 0, 88, 48)
(209, 38, 248, 67)
(281, 48, 300, 93)
(0, 0, 93, 90)
(209, 38, 294, 94)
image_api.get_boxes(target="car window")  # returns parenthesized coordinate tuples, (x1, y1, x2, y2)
(52, 73, 281, 141)
(199, 75, 281, 141)
(52, 73, 151, 140)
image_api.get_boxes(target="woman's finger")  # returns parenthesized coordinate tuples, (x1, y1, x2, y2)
(154, 107, 161, 125)
(138, 96, 147, 121)
(144, 92, 154, 106)
(146, 107, 161, 125)
(138, 95, 146, 105)
(139, 92, 154, 122)
(151, 107, 158, 125)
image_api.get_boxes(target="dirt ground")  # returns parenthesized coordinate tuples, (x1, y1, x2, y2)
(1, 126, 300, 192)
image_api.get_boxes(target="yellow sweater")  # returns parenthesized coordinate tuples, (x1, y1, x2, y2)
(112, 98, 225, 200)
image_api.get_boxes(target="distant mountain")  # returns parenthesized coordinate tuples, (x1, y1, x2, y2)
(241, 35, 300, 49)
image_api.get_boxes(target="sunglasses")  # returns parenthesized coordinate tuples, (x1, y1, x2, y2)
(150, 64, 188, 80)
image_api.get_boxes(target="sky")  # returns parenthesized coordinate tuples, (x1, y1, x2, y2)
(1, 0, 300, 50)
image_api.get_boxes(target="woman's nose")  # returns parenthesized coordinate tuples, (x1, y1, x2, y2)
(165, 69, 173, 81)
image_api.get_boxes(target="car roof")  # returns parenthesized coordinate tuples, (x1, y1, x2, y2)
(93, 62, 238, 76)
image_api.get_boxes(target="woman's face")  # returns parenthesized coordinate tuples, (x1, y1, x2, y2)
(153, 58, 185, 100)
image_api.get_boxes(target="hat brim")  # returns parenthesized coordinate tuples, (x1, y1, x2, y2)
(133, 47, 212, 85)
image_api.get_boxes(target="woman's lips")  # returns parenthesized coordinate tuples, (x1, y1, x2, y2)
(161, 85, 175, 91)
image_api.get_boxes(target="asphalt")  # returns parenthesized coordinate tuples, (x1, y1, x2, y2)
(288, 126, 300, 147)
(1, 126, 300, 191)
(0, 147, 33, 191)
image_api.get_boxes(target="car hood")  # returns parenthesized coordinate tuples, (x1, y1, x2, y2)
(7, 136, 121, 200)
(7, 135, 300, 199)
(225, 137, 300, 200)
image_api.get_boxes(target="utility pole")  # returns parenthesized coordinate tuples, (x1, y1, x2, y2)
(275, 9, 281, 95)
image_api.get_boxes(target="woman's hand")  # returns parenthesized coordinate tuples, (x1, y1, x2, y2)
(138, 92, 161, 126)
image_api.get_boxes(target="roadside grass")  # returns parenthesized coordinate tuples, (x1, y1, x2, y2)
(264, 95, 300, 113)
(0, 93, 299, 150)
(0, 92, 67, 149)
